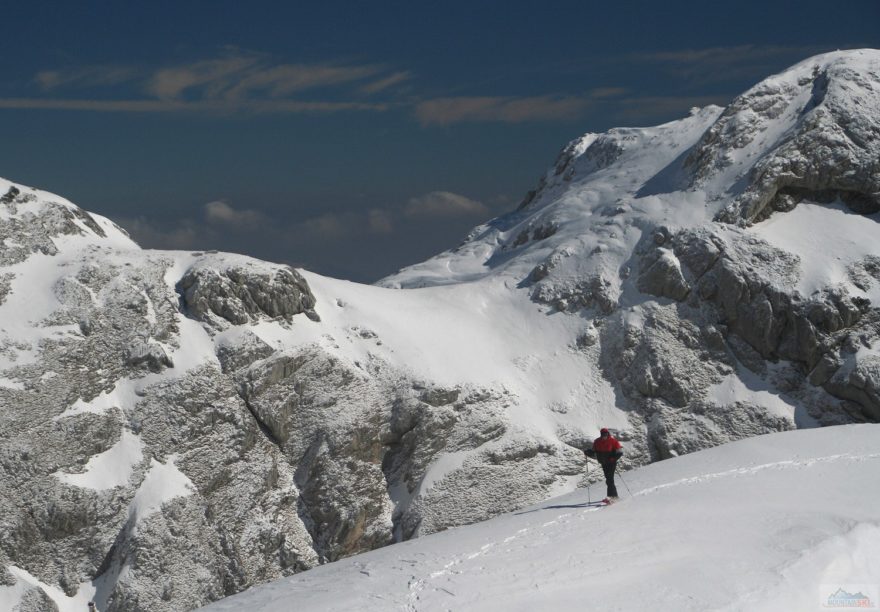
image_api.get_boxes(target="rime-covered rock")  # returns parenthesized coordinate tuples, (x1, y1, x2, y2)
(177, 259, 316, 328)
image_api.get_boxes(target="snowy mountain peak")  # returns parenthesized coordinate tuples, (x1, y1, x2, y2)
(382, 49, 880, 294)
(0, 178, 138, 263)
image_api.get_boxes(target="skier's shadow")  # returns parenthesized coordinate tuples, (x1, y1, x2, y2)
(514, 502, 603, 515)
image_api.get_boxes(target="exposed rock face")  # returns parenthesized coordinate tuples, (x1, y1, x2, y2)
(123, 339, 174, 371)
(178, 263, 317, 328)
(710, 58, 880, 224)
(633, 225, 880, 424)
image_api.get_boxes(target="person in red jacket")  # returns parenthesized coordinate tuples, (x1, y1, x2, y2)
(585, 427, 623, 499)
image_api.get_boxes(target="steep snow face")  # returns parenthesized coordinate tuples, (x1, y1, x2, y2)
(751, 201, 880, 297)
(197, 425, 880, 612)
(380, 104, 725, 293)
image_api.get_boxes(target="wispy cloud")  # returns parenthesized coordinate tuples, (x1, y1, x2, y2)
(367, 208, 394, 233)
(204, 200, 266, 228)
(8, 51, 399, 116)
(146, 55, 258, 100)
(35, 65, 137, 90)
(146, 54, 383, 101)
(404, 191, 489, 217)
(629, 44, 837, 84)
(589, 87, 628, 99)
(9, 50, 625, 124)
(0, 97, 387, 114)
(414, 95, 591, 126)
(360, 71, 412, 95)
(637, 44, 823, 65)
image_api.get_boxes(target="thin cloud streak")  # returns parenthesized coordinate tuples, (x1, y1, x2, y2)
(147, 56, 383, 101)
(636, 44, 828, 65)
(9, 43, 835, 122)
(627, 43, 839, 84)
(360, 71, 412, 95)
(147, 55, 258, 99)
(35, 66, 138, 90)
(0, 97, 389, 114)
(405, 191, 489, 217)
(414, 95, 591, 125)
(16, 51, 397, 116)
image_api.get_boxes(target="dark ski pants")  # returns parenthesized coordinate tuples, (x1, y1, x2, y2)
(601, 461, 618, 498)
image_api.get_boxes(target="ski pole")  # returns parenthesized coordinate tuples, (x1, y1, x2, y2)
(615, 464, 633, 498)
(585, 455, 592, 505)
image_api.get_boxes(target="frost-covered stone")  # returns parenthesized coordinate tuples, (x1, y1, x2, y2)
(215, 330, 275, 373)
(123, 339, 173, 371)
(710, 57, 880, 224)
(177, 259, 316, 328)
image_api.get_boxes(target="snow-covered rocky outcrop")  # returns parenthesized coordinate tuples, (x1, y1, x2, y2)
(1, 49, 879, 611)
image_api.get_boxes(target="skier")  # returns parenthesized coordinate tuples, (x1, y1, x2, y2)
(585, 427, 623, 501)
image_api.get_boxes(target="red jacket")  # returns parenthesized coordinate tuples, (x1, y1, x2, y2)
(592, 435, 622, 453)
(590, 434, 623, 465)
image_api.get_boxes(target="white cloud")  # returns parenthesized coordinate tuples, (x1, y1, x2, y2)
(204, 200, 266, 228)
(405, 191, 489, 218)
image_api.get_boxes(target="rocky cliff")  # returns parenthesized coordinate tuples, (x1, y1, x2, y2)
(0, 49, 878, 611)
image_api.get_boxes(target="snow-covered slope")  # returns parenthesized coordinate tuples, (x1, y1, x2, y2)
(1, 49, 879, 612)
(198, 424, 880, 612)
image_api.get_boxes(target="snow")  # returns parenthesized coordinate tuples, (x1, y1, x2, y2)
(1, 454, 196, 610)
(277, 270, 624, 443)
(0, 251, 66, 361)
(751, 201, 880, 297)
(54, 428, 143, 491)
(1, 566, 98, 612)
(0, 376, 24, 390)
(0, 182, 140, 372)
(707, 364, 819, 427)
(198, 425, 880, 612)
(53, 384, 137, 420)
(128, 455, 195, 528)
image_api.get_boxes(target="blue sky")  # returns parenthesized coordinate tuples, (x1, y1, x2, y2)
(0, 1, 877, 281)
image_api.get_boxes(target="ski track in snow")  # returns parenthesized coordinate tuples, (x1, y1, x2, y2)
(634, 452, 880, 498)
(401, 450, 880, 611)
(403, 507, 603, 610)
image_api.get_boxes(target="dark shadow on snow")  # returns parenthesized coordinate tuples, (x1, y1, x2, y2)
(513, 501, 606, 515)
